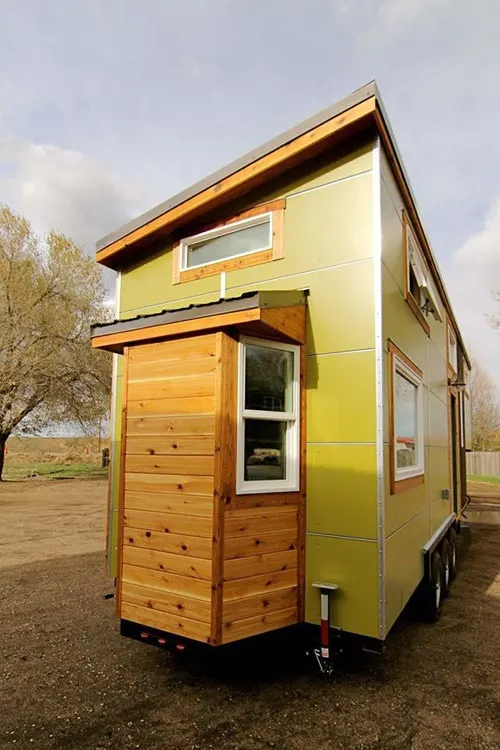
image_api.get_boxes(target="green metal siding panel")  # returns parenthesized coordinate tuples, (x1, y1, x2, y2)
(307, 350, 377, 444)
(306, 444, 378, 539)
(306, 535, 379, 638)
(384, 508, 430, 633)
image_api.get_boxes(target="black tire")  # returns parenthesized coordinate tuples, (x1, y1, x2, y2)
(448, 527, 458, 580)
(423, 551, 443, 622)
(440, 539, 452, 597)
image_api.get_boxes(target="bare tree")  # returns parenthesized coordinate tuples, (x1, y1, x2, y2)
(470, 360, 500, 451)
(0, 205, 112, 479)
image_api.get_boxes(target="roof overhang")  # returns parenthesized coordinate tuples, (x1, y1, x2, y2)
(96, 83, 378, 269)
(91, 290, 307, 353)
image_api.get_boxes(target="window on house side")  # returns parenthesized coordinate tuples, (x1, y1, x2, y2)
(448, 327, 458, 373)
(237, 338, 300, 494)
(181, 213, 272, 270)
(392, 350, 424, 483)
(404, 221, 443, 324)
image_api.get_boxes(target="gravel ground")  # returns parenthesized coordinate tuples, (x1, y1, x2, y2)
(0, 481, 499, 750)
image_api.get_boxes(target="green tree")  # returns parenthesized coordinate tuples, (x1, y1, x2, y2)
(470, 360, 500, 451)
(0, 205, 112, 479)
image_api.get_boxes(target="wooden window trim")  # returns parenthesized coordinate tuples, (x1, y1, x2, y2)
(388, 340, 425, 495)
(172, 199, 285, 284)
(402, 210, 430, 337)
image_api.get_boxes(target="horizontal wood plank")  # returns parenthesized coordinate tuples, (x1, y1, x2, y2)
(127, 375, 214, 402)
(224, 529, 297, 560)
(124, 527, 213, 558)
(225, 507, 297, 537)
(221, 606, 297, 644)
(123, 508, 213, 538)
(125, 490, 213, 517)
(126, 435, 215, 457)
(123, 545, 212, 580)
(224, 492, 301, 510)
(223, 568, 298, 601)
(222, 586, 297, 622)
(125, 454, 214, 476)
(122, 581, 211, 623)
(126, 415, 215, 437)
(128, 356, 216, 382)
(121, 602, 211, 644)
(224, 550, 297, 581)
(125, 472, 214, 496)
(127, 395, 215, 418)
(128, 336, 217, 366)
(122, 564, 211, 601)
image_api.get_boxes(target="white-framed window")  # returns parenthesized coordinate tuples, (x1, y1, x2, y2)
(392, 350, 424, 482)
(237, 336, 300, 495)
(180, 212, 272, 271)
(448, 325, 458, 373)
(405, 222, 443, 323)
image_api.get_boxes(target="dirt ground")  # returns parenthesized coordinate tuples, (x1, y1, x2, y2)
(0, 479, 107, 568)
(0, 480, 499, 750)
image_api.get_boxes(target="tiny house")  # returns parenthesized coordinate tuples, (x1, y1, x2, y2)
(91, 82, 471, 666)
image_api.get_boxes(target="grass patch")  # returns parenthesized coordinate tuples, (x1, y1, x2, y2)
(3, 461, 107, 480)
(467, 474, 500, 485)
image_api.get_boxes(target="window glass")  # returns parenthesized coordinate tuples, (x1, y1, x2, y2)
(244, 419, 286, 481)
(395, 370, 418, 469)
(245, 344, 293, 412)
(186, 219, 270, 268)
(409, 265, 421, 301)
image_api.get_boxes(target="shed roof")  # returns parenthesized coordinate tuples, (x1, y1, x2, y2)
(91, 289, 307, 353)
(96, 81, 379, 257)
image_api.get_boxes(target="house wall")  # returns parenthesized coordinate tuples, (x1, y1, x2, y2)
(109, 134, 381, 640)
(380, 147, 452, 633)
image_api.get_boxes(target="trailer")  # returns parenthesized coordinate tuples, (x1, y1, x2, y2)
(91, 81, 472, 671)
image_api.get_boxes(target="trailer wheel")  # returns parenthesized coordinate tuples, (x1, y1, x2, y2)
(448, 527, 458, 580)
(424, 551, 443, 622)
(440, 539, 452, 597)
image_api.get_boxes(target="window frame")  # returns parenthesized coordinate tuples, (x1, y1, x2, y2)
(402, 212, 443, 334)
(181, 211, 273, 272)
(172, 199, 285, 284)
(236, 336, 300, 495)
(388, 341, 425, 494)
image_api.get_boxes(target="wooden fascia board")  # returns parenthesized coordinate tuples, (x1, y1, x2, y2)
(91, 303, 306, 352)
(95, 97, 376, 267)
(260, 304, 306, 344)
(374, 106, 471, 368)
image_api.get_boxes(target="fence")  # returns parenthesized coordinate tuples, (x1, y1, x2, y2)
(467, 452, 500, 477)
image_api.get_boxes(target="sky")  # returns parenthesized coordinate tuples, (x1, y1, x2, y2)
(1, 0, 500, 381)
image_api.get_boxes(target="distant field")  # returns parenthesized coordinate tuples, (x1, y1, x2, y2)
(3, 436, 109, 481)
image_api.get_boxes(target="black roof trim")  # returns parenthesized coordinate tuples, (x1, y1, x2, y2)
(91, 289, 307, 339)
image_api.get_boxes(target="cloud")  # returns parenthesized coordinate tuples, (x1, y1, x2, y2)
(449, 198, 500, 381)
(336, 0, 450, 38)
(0, 137, 141, 254)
